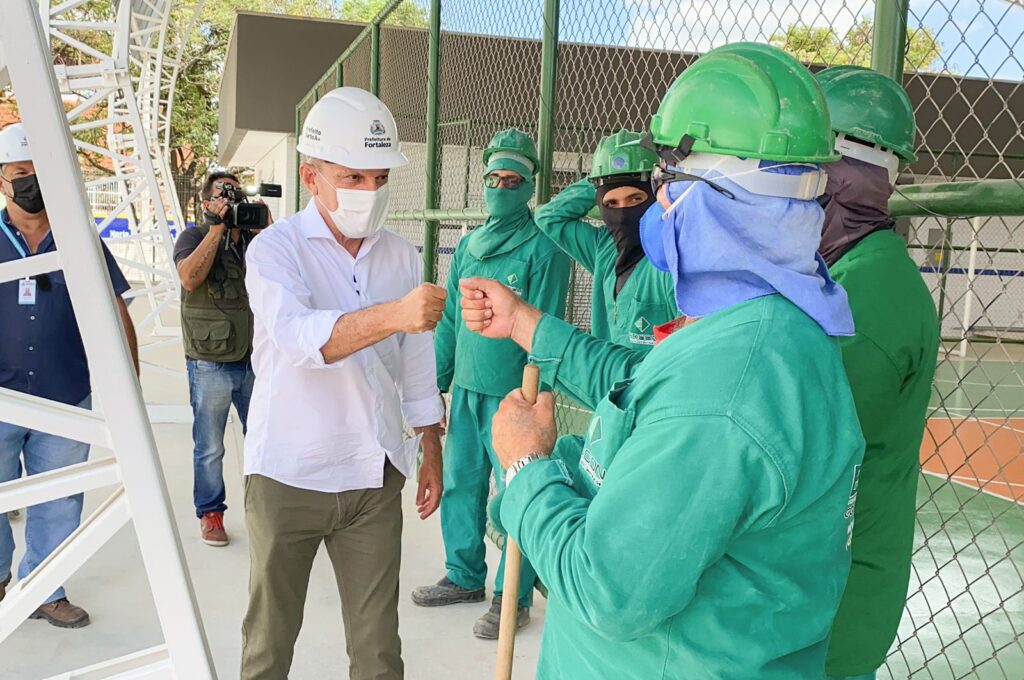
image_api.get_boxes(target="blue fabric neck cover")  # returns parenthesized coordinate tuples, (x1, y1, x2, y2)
(640, 163, 854, 336)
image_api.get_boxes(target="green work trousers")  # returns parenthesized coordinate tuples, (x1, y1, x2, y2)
(441, 386, 536, 607)
(241, 462, 405, 680)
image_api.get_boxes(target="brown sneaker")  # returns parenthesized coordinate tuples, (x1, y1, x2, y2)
(0, 575, 10, 603)
(30, 598, 90, 628)
(201, 511, 229, 547)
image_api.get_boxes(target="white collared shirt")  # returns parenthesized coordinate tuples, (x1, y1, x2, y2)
(243, 200, 442, 493)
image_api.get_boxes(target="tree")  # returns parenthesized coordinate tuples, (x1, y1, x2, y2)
(770, 17, 943, 72)
(168, 0, 428, 187)
(339, 0, 428, 25)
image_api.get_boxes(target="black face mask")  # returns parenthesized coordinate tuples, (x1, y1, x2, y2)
(818, 156, 893, 267)
(9, 174, 45, 214)
(596, 180, 656, 296)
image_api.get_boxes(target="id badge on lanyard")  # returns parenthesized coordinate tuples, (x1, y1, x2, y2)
(18, 278, 36, 305)
(1, 219, 35, 306)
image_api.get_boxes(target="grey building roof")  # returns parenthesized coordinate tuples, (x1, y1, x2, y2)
(225, 20, 1022, 181)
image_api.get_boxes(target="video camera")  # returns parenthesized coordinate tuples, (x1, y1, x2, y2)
(213, 182, 283, 230)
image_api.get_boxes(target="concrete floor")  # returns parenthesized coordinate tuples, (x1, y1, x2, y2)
(1, 302, 545, 679)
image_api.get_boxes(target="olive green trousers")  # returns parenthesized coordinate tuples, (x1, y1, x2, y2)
(241, 463, 405, 680)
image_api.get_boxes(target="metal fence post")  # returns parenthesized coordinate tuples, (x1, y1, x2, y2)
(423, 0, 442, 282)
(535, 0, 561, 205)
(871, 0, 910, 79)
(370, 21, 381, 96)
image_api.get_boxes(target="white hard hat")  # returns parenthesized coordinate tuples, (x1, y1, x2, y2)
(297, 87, 408, 169)
(0, 124, 32, 165)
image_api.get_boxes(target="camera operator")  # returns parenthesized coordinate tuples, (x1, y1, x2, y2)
(173, 171, 269, 547)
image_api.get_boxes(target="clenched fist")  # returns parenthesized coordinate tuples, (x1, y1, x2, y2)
(460, 277, 542, 351)
(397, 283, 447, 333)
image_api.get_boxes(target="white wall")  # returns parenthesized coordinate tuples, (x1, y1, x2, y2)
(250, 133, 296, 219)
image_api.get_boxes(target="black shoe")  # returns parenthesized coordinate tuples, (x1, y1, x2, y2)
(473, 595, 530, 640)
(411, 576, 486, 607)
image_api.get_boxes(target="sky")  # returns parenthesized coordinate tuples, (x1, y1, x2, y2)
(430, 0, 1024, 81)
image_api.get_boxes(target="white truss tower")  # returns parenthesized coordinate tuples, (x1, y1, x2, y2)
(0, 0, 215, 678)
(38, 0, 203, 357)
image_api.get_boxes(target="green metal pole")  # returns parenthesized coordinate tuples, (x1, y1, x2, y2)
(889, 179, 1024, 218)
(871, 0, 910, 79)
(335, 61, 344, 88)
(422, 0, 442, 283)
(370, 22, 381, 96)
(535, 0, 560, 205)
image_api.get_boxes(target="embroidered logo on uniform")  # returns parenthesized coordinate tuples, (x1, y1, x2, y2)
(370, 120, 387, 136)
(506, 273, 519, 286)
(628, 316, 655, 346)
(587, 416, 603, 444)
(580, 448, 606, 488)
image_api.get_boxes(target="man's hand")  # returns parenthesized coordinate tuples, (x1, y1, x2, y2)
(205, 196, 231, 227)
(492, 389, 557, 469)
(459, 277, 542, 351)
(415, 425, 443, 519)
(396, 283, 447, 333)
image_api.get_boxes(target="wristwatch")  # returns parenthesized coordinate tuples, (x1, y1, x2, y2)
(505, 452, 550, 487)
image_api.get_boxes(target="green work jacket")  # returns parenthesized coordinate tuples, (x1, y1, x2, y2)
(825, 229, 940, 676)
(535, 180, 677, 350)
(435, 223, 570, 398)
(503, 295, 865, 679)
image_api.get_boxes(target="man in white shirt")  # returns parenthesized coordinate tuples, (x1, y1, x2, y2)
(240, 87, 446, 680)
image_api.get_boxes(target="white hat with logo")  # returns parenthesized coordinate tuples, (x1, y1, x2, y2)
(296, 87, 408, 169)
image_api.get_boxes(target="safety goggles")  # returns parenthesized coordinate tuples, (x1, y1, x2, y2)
(651, 164, 736, 201)
(637, 132, 827, 201)
(484, 173, 524, 190)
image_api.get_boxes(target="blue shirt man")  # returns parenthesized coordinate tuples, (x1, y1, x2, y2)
(0, 122, 136, 629)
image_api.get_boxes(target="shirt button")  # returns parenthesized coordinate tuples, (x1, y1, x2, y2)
(28, 371, 34, 376)
(28, 346, 33, 351)
(29, 316, 35, 321)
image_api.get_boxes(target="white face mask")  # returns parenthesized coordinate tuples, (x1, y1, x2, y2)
(315, 169, 391, 239)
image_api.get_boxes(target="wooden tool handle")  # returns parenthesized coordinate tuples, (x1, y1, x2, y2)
(521, 363, 540, 405)
(495, 364, 541, 679)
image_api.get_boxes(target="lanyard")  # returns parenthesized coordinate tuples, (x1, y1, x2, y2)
(0, 218, 29, 259)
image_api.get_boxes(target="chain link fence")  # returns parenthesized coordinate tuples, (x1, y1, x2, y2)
(296, 1, 1024, 676)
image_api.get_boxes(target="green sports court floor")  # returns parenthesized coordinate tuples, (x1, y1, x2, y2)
(552, 349, 1024, 678)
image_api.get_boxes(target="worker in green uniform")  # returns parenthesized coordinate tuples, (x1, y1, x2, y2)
(411, 128, 571, 639)
(535, 130, 675, 349)
(460, 43, 866, 679)
(815, 66, 940, 680)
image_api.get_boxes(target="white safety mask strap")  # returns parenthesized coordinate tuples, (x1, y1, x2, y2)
(676, 153, 829, 201)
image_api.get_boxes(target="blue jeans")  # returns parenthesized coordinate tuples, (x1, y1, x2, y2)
(0, 395, 92, 604)
(186, 358, 254, 518)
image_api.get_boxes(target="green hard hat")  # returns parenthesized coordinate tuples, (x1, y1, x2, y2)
(815, 65, 917, 163)
(649, 42, 838, 163)
(589, 130, 659, 182)
(483, 128, 540, 175)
